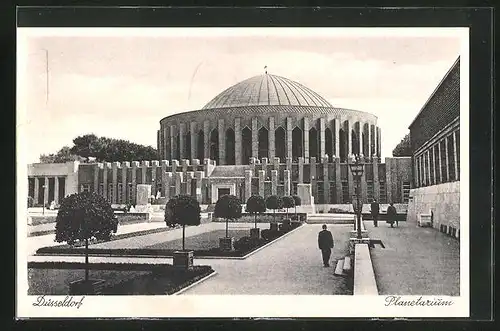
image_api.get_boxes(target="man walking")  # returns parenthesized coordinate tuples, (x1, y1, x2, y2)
(318, 224, 334, 267)
(387, 202, 398, 228)
(370, 199, 380, 227)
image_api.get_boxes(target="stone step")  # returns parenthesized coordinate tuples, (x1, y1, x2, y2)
(343, 256, 352, 274)
(334, 258, 345, 276)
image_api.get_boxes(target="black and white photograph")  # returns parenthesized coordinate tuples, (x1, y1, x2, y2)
(17, 25, 469, 318)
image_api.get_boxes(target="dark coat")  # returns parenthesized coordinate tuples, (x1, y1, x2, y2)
(387, 205, 397, 221)
(370, 202, 380, 216)
(318, 230, 334, 249)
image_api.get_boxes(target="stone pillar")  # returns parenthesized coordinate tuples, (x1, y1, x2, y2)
(284, 170, 291, 196)
(43, 177, 49, 204)
(303, 119, 309, 160)
(54, 176, 59, 204)
(334, 157, 342, 203)
(141, 161, 149, 185)
(322, 155, 330, 204)
(438, 142, 443, 182)
(34, 177, 39, 204)
(170, 125, 177, 160)
(131, 161, 139, 204)
(190, 122, 197, 162)
(262, 157, 268, 178)
(334, 118, 340, 159)
(286, 157, 292, 171)
(235, 118, 242, 165)
(161, 160, 169, 197)
(310, 157, 317, 198)
(151, 160, 159, 195)
(252, 117, 258, 159)
(347, 120, 352, 156)
(271, 170, 278, 195)
(273, 157, 280, 171)
(103, 163, 109, 200)
(194, 171, 204, 202)
(203, 120, 210, 161)
(367, 123, 372, 157)
(186, 172, 194, 196)
(268, 117, 275, 160)
(319, 118, 326, 158)
(93, 163, 100, 193)
(432, 146, 437, 184)
(171, 159, 179, 174)
(286, 117, 293, 159)
(373, 157, 380, 201)
(175, 172, 183, 195)
(453, 130, 458, 179)
(122, 162, 129, 204)
(112, 162, 119, 204)
(298, 157, 304, 183)
(377, 127, 382, 157)
(181, 159, 189, 174)
(258, 170, 265, 197)
(357, 121, 363, 157)
(244, 170, 253, 202)
(164, 172, 173, 200)
(218, 119, 225, 165)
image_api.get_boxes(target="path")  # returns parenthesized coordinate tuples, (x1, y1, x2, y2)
(365, 221, 460, 296)
(182, 224, 352, 295)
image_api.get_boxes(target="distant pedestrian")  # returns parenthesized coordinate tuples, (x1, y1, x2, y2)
(387, 202, 398, 228)
(370, 199, 380, 227)
(318, 224, 334, 267)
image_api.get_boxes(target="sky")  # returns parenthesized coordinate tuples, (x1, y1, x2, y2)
(17, 28, 465, 164)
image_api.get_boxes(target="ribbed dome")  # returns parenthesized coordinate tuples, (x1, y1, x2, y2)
(202, 74, 332, 110)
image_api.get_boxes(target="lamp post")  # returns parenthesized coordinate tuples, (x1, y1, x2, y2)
(348, 154, 364, 239)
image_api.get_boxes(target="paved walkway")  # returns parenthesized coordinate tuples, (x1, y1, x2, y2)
(365, 221, 460, 296)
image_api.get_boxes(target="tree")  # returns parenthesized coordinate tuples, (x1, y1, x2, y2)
(292, 195, 302, 220)
(164, 195, 201, 251)
(245, 195, 266, 228)
(282, 196, 295, 220)
(214, 195, 242, 237)
(392, 133, 412, 157)
(39, 146, 86, 163)
(55, 191, 118, 283)
(265, 195, 283, 223)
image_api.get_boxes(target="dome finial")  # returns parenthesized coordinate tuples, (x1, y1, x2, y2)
(264, 65, 267, 74)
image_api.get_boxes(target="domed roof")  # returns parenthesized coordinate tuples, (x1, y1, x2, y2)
(202, 74, 332, 110)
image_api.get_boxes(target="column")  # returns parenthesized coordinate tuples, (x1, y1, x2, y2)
(286, 117, 293, 159)
(367, 123, 372, 157)
(122, 162, 129, 204)
(179, 123, 186, 160)
(373, 157, 380, 201)
(373, 125, 378, 157)
(322, 155, 330, 204)
(258, 170, 265, 197)
(432, 146, 437, 184)
(235, 118, 242, 165)
(244, 170, 253, 202)
(103, 164, 109, 200)
(54, 176, 59, 204)
(298, 157, 304, 183)
(175, 172, 183, 195)
(186, 172, 194, 196)
(438, 142, 443, 183)
(194, 171, 204, 203)
(377, 127, 382, 157)
(164, 172, 173, 200)
(268, 117, 275, 160)
(218, 119, 225, 165)
(151, 160, 159, 195)
(112, 162, 119, 204)
(357, 121, 363, 157)
(273, 157, 280, 172)
(171, 159, 179, 174)
(453, 130, 458, 179)
(334, 118, 340, 158)
(271, 170, 278, 195)
(34, 177, 39, 205)
(131, 161, 139, 204)
(203, 120, 210, 161)
(310, 157, 317, 199)
(427, 150, 432, 185)
(334, 157, 342, 203)
(181, 159, 189, 175)
(262, 157, 268, 178)
(43, 177, 49, 204)
(319, 118, 326, 158)
(141, 161, 149, 185)
(444, 136, 450, 182)
(163, 126, 169, 161)
(286, 157, 292, 172)
(347, 120, 352, 156)
(303, 119, 309, 160)
(283, 170, 291, 196)
(190, 122, 197, 162)
(161, 160, 169, 198)
(252, 118, 258, 159)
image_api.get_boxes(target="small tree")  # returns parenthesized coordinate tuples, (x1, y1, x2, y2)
(214, 195, 242, 237)
(165, 195, 201, 251)
(292, 195, 302, 220)
(282, 196, 295, 220)
(55, 191, 118, 283)
(246, 195, 266, 228)
(265, 195, 283, 223)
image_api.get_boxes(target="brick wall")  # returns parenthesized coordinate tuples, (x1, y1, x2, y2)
(409, 59, 460, 152)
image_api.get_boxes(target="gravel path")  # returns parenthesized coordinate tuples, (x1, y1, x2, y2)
(366, 221, 460, 296)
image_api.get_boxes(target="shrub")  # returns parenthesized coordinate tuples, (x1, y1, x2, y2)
(55, 191, 118, 282)
(245, 195, 266, 229)
(265, 195, 283, 223)
(261, 229, 280, 240)
(282, 196, 295, 219)
(233, 236, 261, 252)
(214, 195, 242, 238)
(165, 195, 201, 251)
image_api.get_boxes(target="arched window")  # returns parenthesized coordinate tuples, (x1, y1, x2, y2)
(197, 130, 204, 160)
(242, 127, 252, 164)
(325, 127, 333, 162)
(351, 129, 359, 156)
(175, 133, 180, 160)
(225, 128, 235, 165)
(292, 126, 303, 160)
(275, 126, 286, 162)
(339, 128, 346, 162)
(185, 131, 191, 160)
(258, 127, 269, 159)
(309, 127, 318, 160)
(210, 129, 219, 161)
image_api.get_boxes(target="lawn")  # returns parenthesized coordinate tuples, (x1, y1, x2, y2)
(144, 229, 249, 250)
(28, 265, 214, 295)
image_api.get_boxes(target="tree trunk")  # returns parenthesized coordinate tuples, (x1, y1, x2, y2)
(295, 205, 297, 219)
(255, 214, 257, 228)
(273, 209, 275, 223)
(226, 219, 229, 237)
(85, 238, 89, 282)
(182, 224, 186, 251)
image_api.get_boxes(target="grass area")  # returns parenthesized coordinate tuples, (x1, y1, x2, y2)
(36, 225, 303, 258)
(28, 265, 214, 295)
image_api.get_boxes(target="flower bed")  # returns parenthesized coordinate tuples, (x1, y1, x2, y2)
(28, 263, 214, 295)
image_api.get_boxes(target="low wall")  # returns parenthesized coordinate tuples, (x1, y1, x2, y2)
(353, 244, 378, 295)
(314, 204, 408, 214)
(407, 181, 460, 238)
(211, 213, 307, 223)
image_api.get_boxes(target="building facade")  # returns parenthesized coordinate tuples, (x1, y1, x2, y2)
(407, 57, 460, 238)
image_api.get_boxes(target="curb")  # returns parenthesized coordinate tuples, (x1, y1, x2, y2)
(171, 270, 218, 295)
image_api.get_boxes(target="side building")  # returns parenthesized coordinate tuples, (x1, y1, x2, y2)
(407, 57, 460, 239)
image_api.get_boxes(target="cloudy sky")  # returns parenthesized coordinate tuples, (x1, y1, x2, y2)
(18, 28, 465, 164)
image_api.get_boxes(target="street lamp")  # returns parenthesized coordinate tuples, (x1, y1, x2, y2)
(348, 154, 365, 239)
